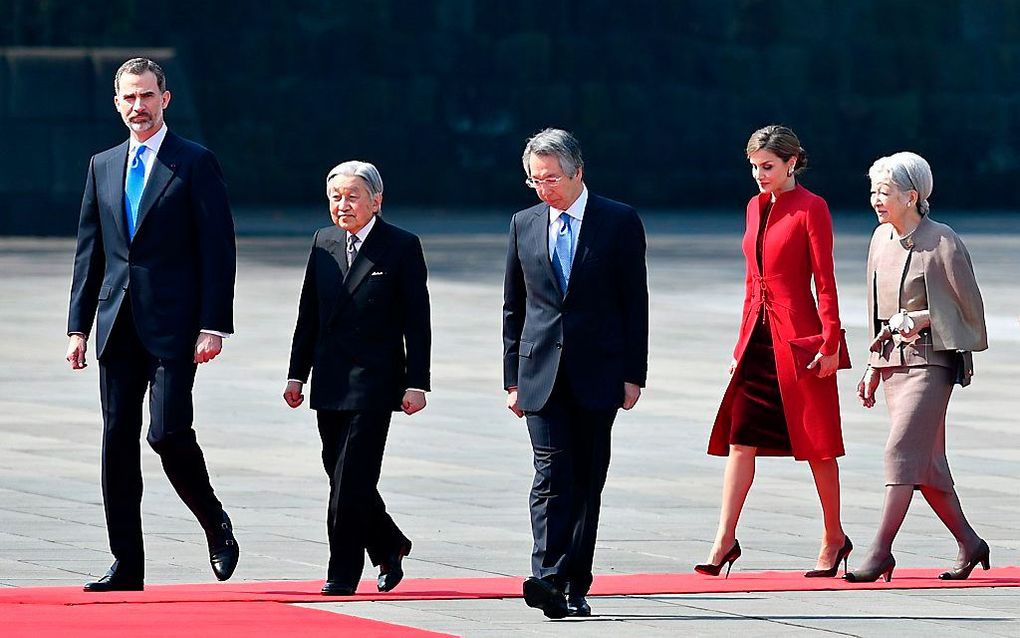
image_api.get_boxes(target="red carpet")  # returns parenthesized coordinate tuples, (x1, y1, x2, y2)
(2, 601, 453, 637)
(3, 569, 1017, 637)
(2, 568, 1018, 606)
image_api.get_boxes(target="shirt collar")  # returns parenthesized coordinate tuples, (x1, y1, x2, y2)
(128, 123, 168, 158)
(350, 214, 377, 243)
(548, 185, 588, 223)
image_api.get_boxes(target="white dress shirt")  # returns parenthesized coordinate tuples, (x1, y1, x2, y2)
(349, 214, 377, 250)
(125, 123, 168, 191)
(547, 185, 588, 261)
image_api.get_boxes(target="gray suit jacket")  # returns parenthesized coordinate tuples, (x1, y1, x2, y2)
(502, 193, 648, 412)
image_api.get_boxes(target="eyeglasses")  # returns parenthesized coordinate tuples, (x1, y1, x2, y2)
(525, 175, 568, 189)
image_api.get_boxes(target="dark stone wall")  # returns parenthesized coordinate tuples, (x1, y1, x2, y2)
(0, 48, 201, 234)
(2, 1, 1020, 234)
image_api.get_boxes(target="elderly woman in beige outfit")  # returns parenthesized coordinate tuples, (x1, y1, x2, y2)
(845, 152, 989, 583)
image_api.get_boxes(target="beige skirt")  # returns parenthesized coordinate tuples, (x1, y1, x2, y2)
(880, 365, 955, 491)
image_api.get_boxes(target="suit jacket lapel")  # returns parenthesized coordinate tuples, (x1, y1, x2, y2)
(749, 193, 767, 278)
(328, 230, 349, 279)
(532, 206, 560, 292)
(554, 192, 599, 300)
(316, 227, 347, 323)
(103, 141, 130, 245)
(133, 132, 185, 237)
(325, 219, 388, 326)
(344, 221, 385, 295)
(564, 196, 601, 299)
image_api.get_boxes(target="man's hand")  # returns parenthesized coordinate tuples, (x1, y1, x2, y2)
(283, 380, 304, 408)
(66, 334, 88, 370)
(194, 333, 223, 364)
(622, 382, 641, 410)
(857, 368, 880, 408)
(506, 387, 524, 418)
(806, 351, 839, 378)
(401, 390, 426, 415)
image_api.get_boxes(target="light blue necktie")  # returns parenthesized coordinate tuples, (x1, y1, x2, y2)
(124, 145, 147, 240)
(551, 212, 574, 294)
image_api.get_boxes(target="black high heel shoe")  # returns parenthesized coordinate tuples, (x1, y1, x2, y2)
(939, 539, 990, 580)
(805, 535, 853, 578)
(843, 554, 895, 583)
(695, 540, 741, 578)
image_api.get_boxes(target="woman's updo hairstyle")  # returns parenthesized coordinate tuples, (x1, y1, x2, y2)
(746, 125, 808, 175)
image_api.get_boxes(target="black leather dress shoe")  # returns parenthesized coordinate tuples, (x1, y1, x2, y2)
(321, 581, 357, 596)
(207, 511, 239, 581)
(377, 542, 411, 593)
(523, 576, 568, 619)
(567, 594, 591, 617)
(83, 562, 143, 592)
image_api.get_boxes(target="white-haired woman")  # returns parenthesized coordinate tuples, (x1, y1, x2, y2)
(845, 152, 989, 583)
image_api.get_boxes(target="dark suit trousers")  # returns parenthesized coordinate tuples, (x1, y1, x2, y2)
(317, 409, 410, 586)
(98, 302, 223, 575)
(525, 373, 616, 595)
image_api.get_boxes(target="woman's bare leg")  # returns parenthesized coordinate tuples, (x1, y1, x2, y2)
(705, 444, 756, 563)
(808, 458, 847, 569)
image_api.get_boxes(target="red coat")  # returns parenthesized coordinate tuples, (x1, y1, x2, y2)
(709, 184, 845, 461)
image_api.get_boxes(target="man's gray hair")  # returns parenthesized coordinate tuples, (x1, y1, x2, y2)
(868, 152, 933, 216)
(522, 128, 583, 177)
(115, 57, 167, 94)
(326, 160, 384, 197)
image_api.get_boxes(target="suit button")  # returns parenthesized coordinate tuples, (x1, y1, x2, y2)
(555, 342, 562, 349)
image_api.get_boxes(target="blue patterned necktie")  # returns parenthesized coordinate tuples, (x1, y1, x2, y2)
(124, 145, 147, 240)
(551, 212, 574, 294)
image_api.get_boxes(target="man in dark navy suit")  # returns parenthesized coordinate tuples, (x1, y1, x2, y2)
(66, 58, 238, 591)
(503, 128, 648, 618)
(284, 161, 430, 596)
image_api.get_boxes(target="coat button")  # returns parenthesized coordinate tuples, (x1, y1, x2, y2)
(555, 342, 562, 349)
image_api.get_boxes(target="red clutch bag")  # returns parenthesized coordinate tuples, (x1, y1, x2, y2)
(788, 329, 851, 379)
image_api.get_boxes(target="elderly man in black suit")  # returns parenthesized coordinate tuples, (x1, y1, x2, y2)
(66, 57, 239, 591)
(285, 161, 431, 596)
(503, 128, 649, 618)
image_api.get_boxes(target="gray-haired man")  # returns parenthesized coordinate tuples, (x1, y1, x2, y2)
(503, 129, 649, 617)
(285, 161, 431, 595)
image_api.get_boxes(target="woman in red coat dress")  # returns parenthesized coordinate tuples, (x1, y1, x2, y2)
(696, 126, 850, 578)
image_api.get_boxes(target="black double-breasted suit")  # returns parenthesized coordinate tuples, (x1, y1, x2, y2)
(288, 218, 431, 588)
(67, 130, 236, 577)
(503, 191, 648, 595)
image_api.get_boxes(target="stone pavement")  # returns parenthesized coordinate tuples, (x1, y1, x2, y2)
(1, 210, 1018, 636)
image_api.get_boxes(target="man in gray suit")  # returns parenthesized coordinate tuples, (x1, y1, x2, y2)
(503, 128, 649, 618)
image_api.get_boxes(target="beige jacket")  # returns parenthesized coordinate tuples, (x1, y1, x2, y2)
(866, 216, 988, 353)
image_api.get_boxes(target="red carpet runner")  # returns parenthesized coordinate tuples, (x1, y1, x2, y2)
(3, 569, 1018, 637)
(2, 601, 452, 637)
